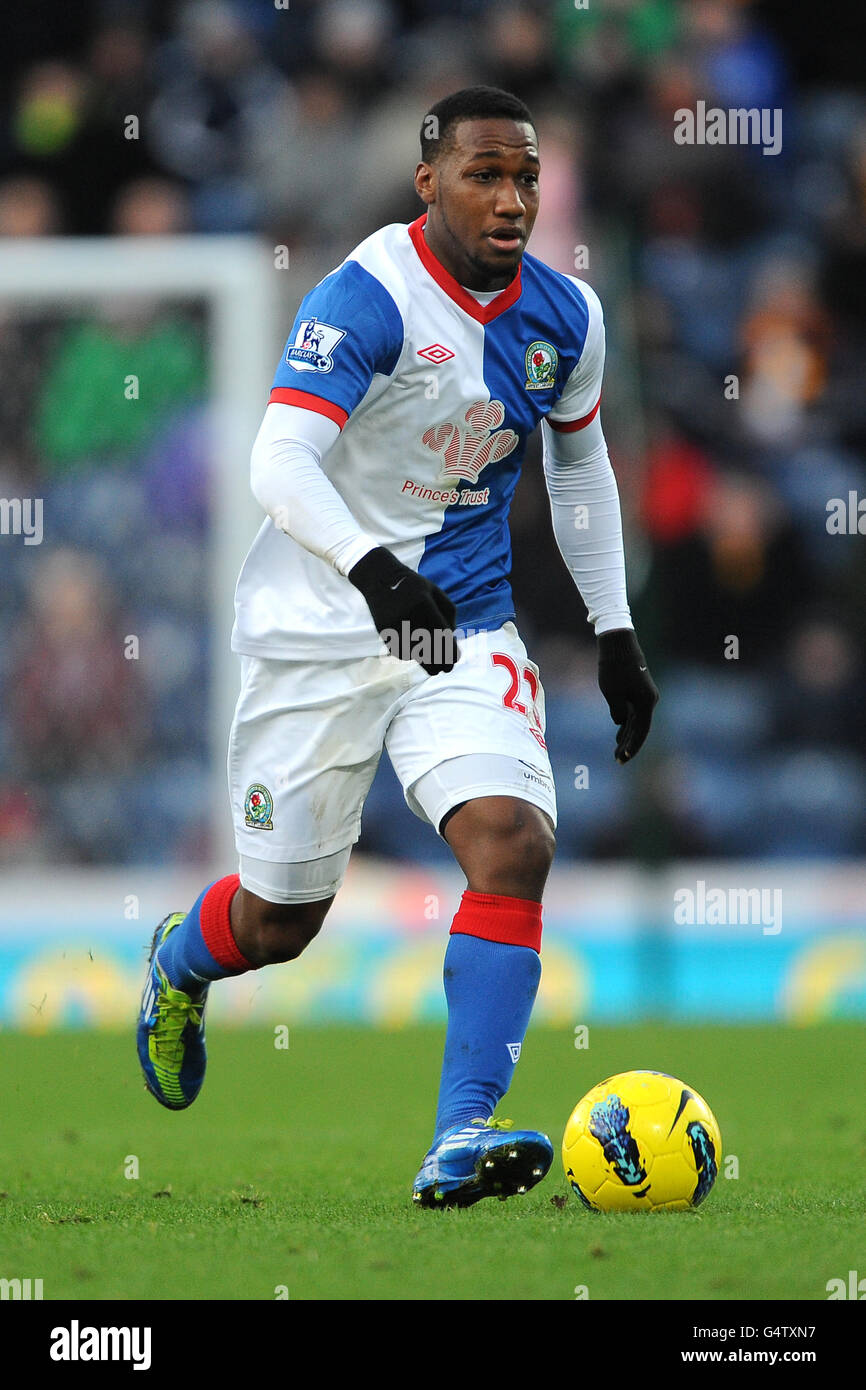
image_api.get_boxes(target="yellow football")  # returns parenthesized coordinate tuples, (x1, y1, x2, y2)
(562, 1070, 722, 1212)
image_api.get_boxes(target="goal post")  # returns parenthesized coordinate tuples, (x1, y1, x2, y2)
(0, 234, 279, 863)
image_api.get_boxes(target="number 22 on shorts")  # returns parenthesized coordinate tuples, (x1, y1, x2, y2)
(492, 652, 547, 750)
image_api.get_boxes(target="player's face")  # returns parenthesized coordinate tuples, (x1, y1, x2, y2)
(416, 118, 540, 291)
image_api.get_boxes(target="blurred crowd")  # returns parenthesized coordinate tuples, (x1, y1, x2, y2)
(1, 0, 865, 865)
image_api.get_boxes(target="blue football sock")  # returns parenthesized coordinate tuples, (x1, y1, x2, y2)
(157, 881, 240, 996)
(434, 931, 541, 1142)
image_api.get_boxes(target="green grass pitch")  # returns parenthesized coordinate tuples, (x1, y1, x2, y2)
(1, 1023, 864, 1301)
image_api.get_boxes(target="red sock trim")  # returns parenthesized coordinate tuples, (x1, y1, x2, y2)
(200, 874, 250, 973)
(449, 890, 542, 953)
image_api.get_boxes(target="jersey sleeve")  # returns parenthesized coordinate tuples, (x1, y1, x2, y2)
(269, 259, 404, 429)
(546, 278, 605, 433)
(250, 402, 376, 575)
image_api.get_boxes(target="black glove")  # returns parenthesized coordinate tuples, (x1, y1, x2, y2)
(597, 628, 659, 764)
(348, 546, 459, 676)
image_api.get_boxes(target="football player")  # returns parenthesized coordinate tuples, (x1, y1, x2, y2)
(138, 86, 658, 1208)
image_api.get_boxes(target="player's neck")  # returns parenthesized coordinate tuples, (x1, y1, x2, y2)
(422, 218, 518, 294)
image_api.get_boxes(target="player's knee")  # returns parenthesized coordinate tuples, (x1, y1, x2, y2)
(236, 891, 332, 966)
(501, 815, 556, 892)
(448, 798, 555, 898)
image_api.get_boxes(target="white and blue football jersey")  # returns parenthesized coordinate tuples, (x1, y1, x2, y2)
(232, 214, 605, 658)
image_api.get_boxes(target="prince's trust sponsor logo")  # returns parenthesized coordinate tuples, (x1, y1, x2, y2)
(401, 479, 489, 506)
(404, 398, 517, 504)
(421, 399, 518, 484)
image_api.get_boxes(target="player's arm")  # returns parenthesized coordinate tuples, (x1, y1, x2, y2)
(255, 262, 459, 676)
(251, 400, 458, 676)
(250, 401, 374, 574)
(544, 283, 658, 763)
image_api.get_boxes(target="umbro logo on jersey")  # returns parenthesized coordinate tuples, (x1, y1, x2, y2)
(417, 343, 455, 364)
(421, 399, 518, 483)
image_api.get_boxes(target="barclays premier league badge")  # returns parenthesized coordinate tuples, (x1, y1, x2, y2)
(285, 317, 346, 373)
(244, 783, 274, 831)
(524, 340, 558, 390)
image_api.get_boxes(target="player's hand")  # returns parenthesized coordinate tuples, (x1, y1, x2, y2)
(348, 546, 459, 676)
(597, 628, 659, 764)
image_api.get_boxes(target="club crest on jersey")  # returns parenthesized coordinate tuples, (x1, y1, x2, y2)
(525, 340, 558, 390)
(285, 317, 346, 373)
(244, 783, 274, 830)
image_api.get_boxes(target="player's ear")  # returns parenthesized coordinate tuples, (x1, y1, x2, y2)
(414, 161, 437, 206)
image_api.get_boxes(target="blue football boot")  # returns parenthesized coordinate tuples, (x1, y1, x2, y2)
(137, 913, 208, 1110)
(412, 1118, 553, 1208)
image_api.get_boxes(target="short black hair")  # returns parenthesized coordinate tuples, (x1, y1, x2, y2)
(420, 86, 535, 163)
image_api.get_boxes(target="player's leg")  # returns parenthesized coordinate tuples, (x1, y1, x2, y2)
(404, 771, 556, 1206)
(387, 622, 560, 1204)
(442, 792, 554, 895)
(433, 792, 555, 1139)
(136, 862, 341, 1112)
(229, 886, 332, 965)
(138, 649, 396, 1111)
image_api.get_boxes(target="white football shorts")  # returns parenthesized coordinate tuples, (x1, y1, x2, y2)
(228, 621, 557, 903)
